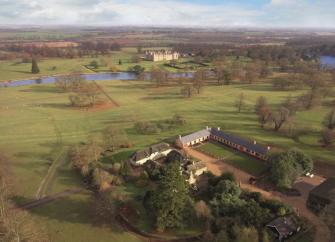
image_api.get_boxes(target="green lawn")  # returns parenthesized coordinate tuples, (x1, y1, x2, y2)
(196, 141, 236, 159)
(196, 141, 269, 176)
(0, 57, 94, 81)
(225, 152, 270, 176)
(0, 79, 334, 241)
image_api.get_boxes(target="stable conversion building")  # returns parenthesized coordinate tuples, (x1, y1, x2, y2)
(176, 127, 270, 160)
(130, 143, 172, 165)
(307, 177, 335, 213)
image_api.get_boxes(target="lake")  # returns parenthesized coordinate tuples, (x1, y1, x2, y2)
(320, 55, 335, 69)
(0, 72, 194, 88)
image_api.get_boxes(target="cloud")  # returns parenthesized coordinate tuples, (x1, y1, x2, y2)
(0, 0, 334, 28)
(270, 0, 298, 5)
(264, 0, 335, 28)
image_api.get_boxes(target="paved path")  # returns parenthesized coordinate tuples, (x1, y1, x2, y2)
(184, 147, 331, 242)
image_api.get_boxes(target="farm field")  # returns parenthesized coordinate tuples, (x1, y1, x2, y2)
(0, 79, 334, 241)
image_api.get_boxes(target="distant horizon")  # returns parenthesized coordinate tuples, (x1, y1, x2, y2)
(1, 0, 335, 29)
(1, 24, 335, 32)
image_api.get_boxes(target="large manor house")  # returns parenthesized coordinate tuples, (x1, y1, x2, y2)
(145, 50, 180, 62)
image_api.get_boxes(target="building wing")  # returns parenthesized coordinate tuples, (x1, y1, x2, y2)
(309, 177, 335, 201)
(210, 128, 269, 156)
(179, 129, 211, 145)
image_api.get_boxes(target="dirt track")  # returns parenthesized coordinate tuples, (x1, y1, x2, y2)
(184, 147, 331, 242)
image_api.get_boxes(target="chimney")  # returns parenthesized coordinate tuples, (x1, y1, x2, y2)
(267, 146, 271, 150)
(217, 127, 221, 131)
(253, 140, 257, 145)
(179, 135, 182, 139)
(206, 126, 209, 130)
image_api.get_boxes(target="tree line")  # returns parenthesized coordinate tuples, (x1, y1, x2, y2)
(0, 41, 122, 60)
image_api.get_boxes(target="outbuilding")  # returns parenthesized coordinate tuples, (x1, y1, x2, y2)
(176, 127, 270, 160)
(266, 216, 301, 241)
(307, 177, 335, 213)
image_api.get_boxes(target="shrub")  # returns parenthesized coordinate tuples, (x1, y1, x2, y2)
(134, 115, 187, 135)
(112, 162, 121, 174)
(134, 121, 160, 134)
(109, 65, 119, 72)
(321, 128, 335, 147)
(90, 60, 99, 69)
(270, 148, 313, 189)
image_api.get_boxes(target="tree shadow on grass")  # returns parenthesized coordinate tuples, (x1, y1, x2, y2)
(141, 95, 183, 100)
(13, 158, 50, 170)
(12, 70, 34, 74)
(40, 103, 71, 110)
(15, 151, 53, 167)
(20, 86, 63, 93)
(236, 84, 277, 92)
(12, 195, 125, 234)
(15, 151, 44, 159)
(10, 61, 25, 66)
(110, 83, 152, 90)
(54, 166, 83, 187)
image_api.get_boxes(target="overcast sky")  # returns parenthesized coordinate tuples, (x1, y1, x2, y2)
(0, 0, 334, 28)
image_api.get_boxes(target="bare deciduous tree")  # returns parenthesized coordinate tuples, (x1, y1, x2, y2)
(321, 128, 335, 147)
(181, 85, 196, 98)
(235, 93, 246, 113)
(272, 107, 290, 131)
(323, 109, 335, 130)
(257, 107, 272, 128)
(255, 96, 268, 114)
(0, 153, 47, 242)
(193, 69, 207, 93)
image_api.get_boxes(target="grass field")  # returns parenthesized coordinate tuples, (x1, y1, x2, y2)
(0, 47, 190, 82)
(0, 79, 334, 241)
(196, 141, 269, 176)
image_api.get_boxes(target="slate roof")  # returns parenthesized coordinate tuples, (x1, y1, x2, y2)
(132, 149, 151, 161)
(151, 143, 170, 153)
(179, 127, 269, 156)
(132, 143, 170, 161)
(309, 177, 335, 201)
(210, 128, 269, 155)
(267, 216, 299, 239)
(179, 129, 211, 144)
(166, 149, 187, 163)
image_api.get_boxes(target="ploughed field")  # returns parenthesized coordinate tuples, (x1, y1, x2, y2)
(0, 79, 333, 242)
